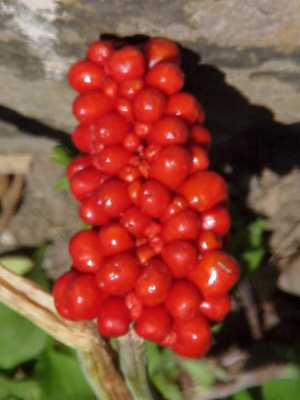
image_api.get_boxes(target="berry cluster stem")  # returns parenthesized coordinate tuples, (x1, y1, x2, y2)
(0, 263, 132, 400)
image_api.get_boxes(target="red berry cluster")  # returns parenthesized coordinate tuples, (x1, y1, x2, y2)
(53, 37, 240, 358)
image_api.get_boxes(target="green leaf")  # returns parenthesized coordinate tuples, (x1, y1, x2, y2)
(242, 248, 265, 272)
(0, 304, 49, 369)
(177, 358, 216, 387)
(27, 246, 50, 290)
(34, 348, 96, 400)
(145, 342, 182, 400)
(262, 378, 300, 400)
(51, 145, 73, 167)
(230, 390, 253, 400)
(55, 176, 69, 191)
(0, 375, 41, 400)
(248, 218, 265, 248)
(0, 256, 34, 275)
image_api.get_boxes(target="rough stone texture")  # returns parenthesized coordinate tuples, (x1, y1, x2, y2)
(0, 0, 299, 132)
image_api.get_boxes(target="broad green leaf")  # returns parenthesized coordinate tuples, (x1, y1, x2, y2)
(27, 246, 50, 290)
(0, 375, 41, 400)
(0, 304, 49, 369)
(34, 348, 96, 400)
(0, 256, 33, 275)
(230, 390, 253, 400)
(55, 176, 69, 191)
(262, 378, 300, 400)
(177, 358, 216, 387)
(51, 145, 73, 167)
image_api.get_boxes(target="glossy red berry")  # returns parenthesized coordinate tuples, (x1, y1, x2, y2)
(95, 179, 131, 218)
(120, 207, 151, 237)
(123, 133, 141, 152)
(93, 112, 130, 146)
(166, 280, 201, 320)
(116, 97, 133, 121)
(79, 194, 110, 226)
(200, 207, 231, 236)
(133, 88, 166, 123)
(102, 78, 119, 98)
(120, 78, 144, 99)
(108, 46, 146, 82)
(145, 37, 181, 68)
(161, 240, 197, 278)
(188, 251, 240, 298)
(72, 91, 114, 124)
(172, 315, 211, 358)
(180, 171, 228, 213)
(166, 92, 205, 124)
(67, 155, 93, 180)
(148, 116, 188, 145)
(146, 62, 184, 95)
(69, 230, 103, 273)
(162, 209, 200, 242)
(136, 245, 156, 264)
(87, 40, 114, 65)
(99, 223, 133, 256)
(70, 167, 103, 201)
(125, 291, 143, 320)
(138, 180, 171, 218)
(199, 295, 231, 322)
(197, 231, 222, 253)
(93, 145, 130, 175)
(134, 305, 171, 343)
(68, 60, 105, 92)
(150, 145, 191, 189)
(71, 124, 95, 153)
(162, 196, 187, 222)
(53, 271, 105, 320)
(191, 145, 210, 172)
(135, 259, 172, 306)
(96, 252, 140, 295)
(97, 297, 131, 337)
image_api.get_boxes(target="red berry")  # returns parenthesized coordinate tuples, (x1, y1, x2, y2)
(148, 116, 188, 145)
(197, 231, 222, 253)
(123, 133, 141, 152)
(99, 223, 133, 256)
(162, 209, 200, 242)
(172, 315, 211, 358)
(102, 78, 119, 98)
(97, 297, 131, 337)
(119, 165, 141, 182)
(116, 97, 133, 121)
(125, 291, 143, 320)
(68, 60, 105, 92)
(128, 179, 142, 205)
(69, 230, 103, 273)
(96, 252, 140, 295)
(161, 196, 187, 222)
(53, 271, 105, 320)
(136, 245, 156, 264)
(146, 62, 184, 95)
(134, 305, 171, 343)
(73, 92, 114, 124)
(180, 171, 228, 213)
(166, 280, 201, 320)
(108, 46, 146, 82)
(133, 88, 166, 123)
(120, 207, 151, 237)
(71, 124, 95, 153)
(95, 179, 131, 218)
(138, 180, 171, 218)
(79, 194, 110, 226)
(135, 259, 172, 306)
(145, 37, 181, 68)
(87, 40, 114, 65)
(150, 145, 191, 189)
(188, 251, 240, 298)
(166, 92, 205, 124)
(120, 78, 144, 99)
(161, 240, 197, 278)
(134, 122, 152, 137)
(200, 207, 231, 236)
(191, 125, 211, 147)
(67, 155, 93, 180)
(93, 145, 130, 175)
(70, 167, 103, 201)
(93, 112, 130, 146)
(199, 295, 231, 322)
(191, 145, 209, 172)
